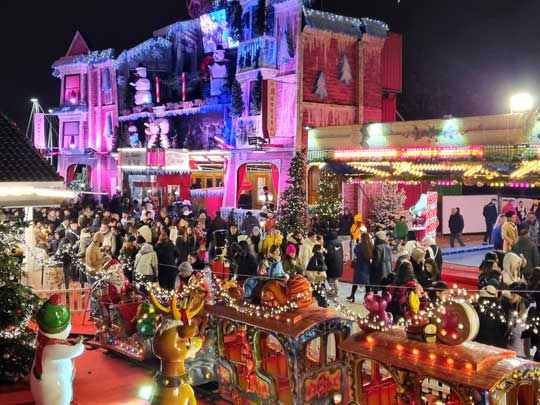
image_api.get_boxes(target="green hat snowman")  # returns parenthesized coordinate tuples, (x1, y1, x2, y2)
(36, 294, 70, 335)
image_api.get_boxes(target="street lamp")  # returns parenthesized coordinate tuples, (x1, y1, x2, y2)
(510, 93, 534, 113)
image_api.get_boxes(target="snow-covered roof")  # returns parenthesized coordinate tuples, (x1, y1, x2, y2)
(303, 7, 388, 39)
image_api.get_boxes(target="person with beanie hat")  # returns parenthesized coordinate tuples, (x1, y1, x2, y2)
(30, 295, 84, 405)
(247, 226, 262, 258)
(282, 244, 302, 277)
(474, 280, 508, 348)
(507, 282, 537, 357)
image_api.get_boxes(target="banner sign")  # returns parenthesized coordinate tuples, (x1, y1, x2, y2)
(262, 79, 277, 139)
(34, 113, 46, 149)
(165, 150, 190, 172)
(120, 150, 146, 169)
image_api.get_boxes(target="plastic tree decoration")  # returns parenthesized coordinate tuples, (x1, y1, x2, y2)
(227, 0, 243, 42)
(250, 72, 263, 114)
(368, 183, 407, 232)
(253, 0, 266, 37)
(278, 149, 308, 236)
(339, 53, 353, 84)
(30, 295, 84, 405)
(313, 71, 328, 99)
(0, 218, 40, 381)
(230, 79, 244, 117)
(315, 168, 343, 229)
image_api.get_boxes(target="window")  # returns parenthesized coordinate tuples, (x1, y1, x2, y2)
(64, 75, 80, 105)
(62, 121, 79, 149)
(326, 333, 342, 364)
(101, 68, 113, 105)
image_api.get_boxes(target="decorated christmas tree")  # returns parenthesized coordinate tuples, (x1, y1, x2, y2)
(339, 54, 353, 84)
(368, 183, 407, 232)
(230, 79, 244, 117)
(250, 72, 263, 114)
(315, 168, 343, 230)
(253, 0, 266, 37)
(278, 150, 308, 236)
(152, 129, 164, 149)
(136, 302, 159, 337)
(227, 0, 243, 42)
(313, 71, 328, 99)
(0, 217, 41, 381)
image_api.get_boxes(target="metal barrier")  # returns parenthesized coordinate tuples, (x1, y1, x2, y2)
(35, 288, 91, 314)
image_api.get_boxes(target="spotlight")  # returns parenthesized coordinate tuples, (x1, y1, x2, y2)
(30, 98, 38, 103)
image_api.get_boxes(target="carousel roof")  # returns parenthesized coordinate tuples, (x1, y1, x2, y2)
(0, 114, 62, 183)
(206, 304, 348, 338)
(340, 329, 538, 392)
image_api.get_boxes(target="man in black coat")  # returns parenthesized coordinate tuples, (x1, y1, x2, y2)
(482, 198, 498, 244)
(448, 207, 465, 248)
(324, 232, 344, 297)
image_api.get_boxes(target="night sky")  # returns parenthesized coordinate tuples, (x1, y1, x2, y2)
(1, 0, 540, 128)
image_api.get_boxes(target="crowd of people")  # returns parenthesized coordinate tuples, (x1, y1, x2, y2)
(22, 194, 540, 360)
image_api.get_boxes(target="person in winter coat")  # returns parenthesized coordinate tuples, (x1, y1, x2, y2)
(524, 212, 540, 248)
(512, 227, 540, 278)
(231, 238, 258, 281)
(448, 207, 465, 248)
(425, 238, 443, 275)
(338, 208, 354, 236)
(492, 215, 506, 250)
(85, 233, 105, 281)
(261, 226, 283, 257)
(247, 226, 262, 259)
(483, 198, 498, 244)
(306, 244, 328, 308)
(134, 237, 158, 284)
(137, 224, 153, 247)
(502, 252, 526, 288)
(347, 232, 373, 302)
(350, 214, 366, 241)
(53, 228, 77, 288)
(176, 227, 198, 263)
(502, 211, 519, 252)
(298, 231, 318, 271)
(393, 216, 409, 243)
(475, 282, 508, 348)
(324, 232, 344, 297)
(244, 245, 288, 303)
(241, 211, 259, 235)
(386, 260, 428, 322)
(284, 230, 304, 255)
(410, 247, 430, 289)
(371, 231, 392, 291)
(155, 231, 181, 290)
(281, 244, 303, 277)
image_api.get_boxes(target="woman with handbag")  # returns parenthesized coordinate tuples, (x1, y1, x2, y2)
(306, 244, 328, 308)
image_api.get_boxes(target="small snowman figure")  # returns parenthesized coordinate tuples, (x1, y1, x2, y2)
(127, 122, 142, 148)
(130, 66, 153, 105)
(30, 294, 84, 405)
(208, 47, 229, 96)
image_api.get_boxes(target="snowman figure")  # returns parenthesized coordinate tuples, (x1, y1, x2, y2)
(130, 66, 153, 105)
(127, 122, 142, 148)
(30, 294, 84, 405)
(208, 47, 229, 96)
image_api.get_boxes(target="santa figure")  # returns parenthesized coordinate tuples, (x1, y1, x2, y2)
(30, 295, 84, 405)
(202, 46, 229, 96)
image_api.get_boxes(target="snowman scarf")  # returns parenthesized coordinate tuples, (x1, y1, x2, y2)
(33, 331, 70, 380)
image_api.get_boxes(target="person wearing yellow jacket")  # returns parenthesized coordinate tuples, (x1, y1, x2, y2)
(261, 226, 284, 257)
(350, 214, 367, 241)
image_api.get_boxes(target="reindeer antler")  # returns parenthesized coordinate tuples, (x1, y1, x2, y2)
(172, 289, 206, 323)
(149, 292, 171, 315)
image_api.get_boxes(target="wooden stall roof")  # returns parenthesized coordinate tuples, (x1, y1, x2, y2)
(340, 329, 539, 391)
(206, 304, 347, 338)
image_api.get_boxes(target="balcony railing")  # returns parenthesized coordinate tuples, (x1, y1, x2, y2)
(237, 36, 276, 72)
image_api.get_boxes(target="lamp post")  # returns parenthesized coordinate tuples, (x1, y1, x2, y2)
(510, 93, 534, 113)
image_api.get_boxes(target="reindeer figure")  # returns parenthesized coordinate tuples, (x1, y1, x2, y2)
(149, 290, 207, 405)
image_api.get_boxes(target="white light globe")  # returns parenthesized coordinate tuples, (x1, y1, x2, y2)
(510, 93, 534, 112)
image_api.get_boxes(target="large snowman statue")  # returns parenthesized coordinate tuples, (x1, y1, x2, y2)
(144, 106, 171, 148)
(130, 66, 153, 105)
(208, 47, 229, 96)
(30, 294, 84, 405)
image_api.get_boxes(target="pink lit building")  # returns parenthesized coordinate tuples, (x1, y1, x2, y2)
(37, 1, 400, 212)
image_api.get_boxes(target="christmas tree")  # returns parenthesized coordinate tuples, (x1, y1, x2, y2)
(278, 149, 308, 236)
(313, 71, 328, 99)
(368, 183, 407, 232)
(339, 54, 353, 84)
(0, 217, 40, 381)
(227, 0, 243, 42)
(152, 128, 163, 149)
(286, 28, 295, 58)
(315, 168, 343, 230)
(250, 72, 263, 114)
(253, 0, 266, 37)
(230, 79, 244, 117)
(136, 302, 159, 337)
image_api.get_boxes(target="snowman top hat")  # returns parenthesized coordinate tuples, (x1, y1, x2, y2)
(36, 294, 70, 334)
